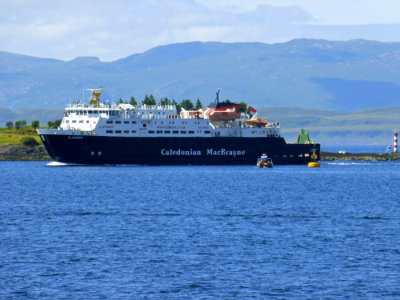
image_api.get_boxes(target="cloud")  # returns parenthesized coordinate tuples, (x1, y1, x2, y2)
(0, 0, 400, 61)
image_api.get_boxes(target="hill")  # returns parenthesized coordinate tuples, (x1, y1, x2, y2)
(1, 39, 400, 111)
(260, 106, 400, 145)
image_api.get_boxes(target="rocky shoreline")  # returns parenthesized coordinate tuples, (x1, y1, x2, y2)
(0, 145, 51, 161)
(1, 145, 399, 162)
(320, 151, 400, 161)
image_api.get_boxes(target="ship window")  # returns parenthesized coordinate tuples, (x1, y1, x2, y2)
(106, 130, 113, 133)
(86, 120, 89, 123)
(164, 131, 171, 134)
(124, 130, 129, 133)
(156, 130, 162, 134)
(204, 130, 210, 134)
(188, 131, 194, 134)
(116, 121, 121, 124)
(132, 121, 136, 124)
(124, 121, 129, 124)
(283, 155, 287, 158)
(180, 131, 187, 134)
(115, 130, 121, 133)
(132, 130, 137, 133)
(149, 131, 155, 134)
(65, 120, 69, 123)
(173, 131, 179, 134)
(251, 130, 257, 134)
(106, 120, 113, 124)
(305, 154, 310, 157)
(289, 155, 294, 157)
(79, 120, 83, 123)
(72, 120, 76, 123)
(298, 154, 303, 157)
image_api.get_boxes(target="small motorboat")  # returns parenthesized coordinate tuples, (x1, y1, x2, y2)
(257, 154, 273, 168)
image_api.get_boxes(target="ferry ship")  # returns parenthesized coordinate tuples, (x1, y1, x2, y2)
(37, 88, 320, 165)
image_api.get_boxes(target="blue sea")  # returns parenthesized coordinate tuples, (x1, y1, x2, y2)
(1, 161, 400, 299)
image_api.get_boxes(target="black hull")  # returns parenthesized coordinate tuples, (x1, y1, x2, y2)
(39, 135, 320, 165)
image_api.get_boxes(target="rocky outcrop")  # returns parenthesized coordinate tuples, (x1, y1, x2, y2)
(321, 151, 400, 161)
(0, 145, 51, 161)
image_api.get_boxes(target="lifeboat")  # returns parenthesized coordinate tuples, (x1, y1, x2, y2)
(245, 118, 267, 128)
(208, 110, 240, 121)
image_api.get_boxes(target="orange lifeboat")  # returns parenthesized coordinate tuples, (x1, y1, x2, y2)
(245, 118, 267, 127)
(209, 110, 240, 121)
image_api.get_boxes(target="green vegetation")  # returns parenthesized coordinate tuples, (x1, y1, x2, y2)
(31, 120, 40, 129)
(47, 119, 62, 128)
(129, 96, 137, 106)
(0, 127, 42, 146)
(20, 136, 39, 147)
(142, 94, 156, 106)
(159, 97, 171, 106)
(180, 99, 194, 110)
(15, 120, 27, 129)
(195, 99, 203, 109)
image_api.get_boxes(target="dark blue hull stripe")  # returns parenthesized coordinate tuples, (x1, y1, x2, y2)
(40, 135, 320, 165)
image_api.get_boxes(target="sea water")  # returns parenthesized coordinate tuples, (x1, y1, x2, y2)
(1, 161, 400, 299)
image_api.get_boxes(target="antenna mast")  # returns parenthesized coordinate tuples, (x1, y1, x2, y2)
(215, 89, 220, 104)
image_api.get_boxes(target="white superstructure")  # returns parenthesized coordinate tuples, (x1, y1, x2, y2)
(44, 88, 282, 139)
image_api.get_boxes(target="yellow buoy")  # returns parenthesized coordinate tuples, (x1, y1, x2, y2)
(308, 162, 321, 168)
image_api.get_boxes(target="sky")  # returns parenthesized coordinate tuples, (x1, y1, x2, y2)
(1, 0, 400, 61)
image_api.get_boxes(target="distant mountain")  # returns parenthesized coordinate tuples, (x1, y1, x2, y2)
(1, 39, 400, 111)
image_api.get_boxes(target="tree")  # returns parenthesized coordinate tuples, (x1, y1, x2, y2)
(238, 102, 248, 113)
(129, 96, 137, 106)
(142, 94, 156, 106)
(171, 100, 180, 113)
(118, 98, 127, 104)
(20, 136, 39, 147)
(15, 120, 27, 129)
(159, 97, 171, 106)
(48, 119, 62, 128)
(180, 99, 194, 110)
(195, 98, 203, 109)
(31, 120, 40, 129)
(6, 121, 13, 129)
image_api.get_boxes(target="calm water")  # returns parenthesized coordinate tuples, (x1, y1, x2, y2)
(1, 161, 400, 299)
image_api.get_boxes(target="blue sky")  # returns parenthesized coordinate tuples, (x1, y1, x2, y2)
(1, 0, 400, 61)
